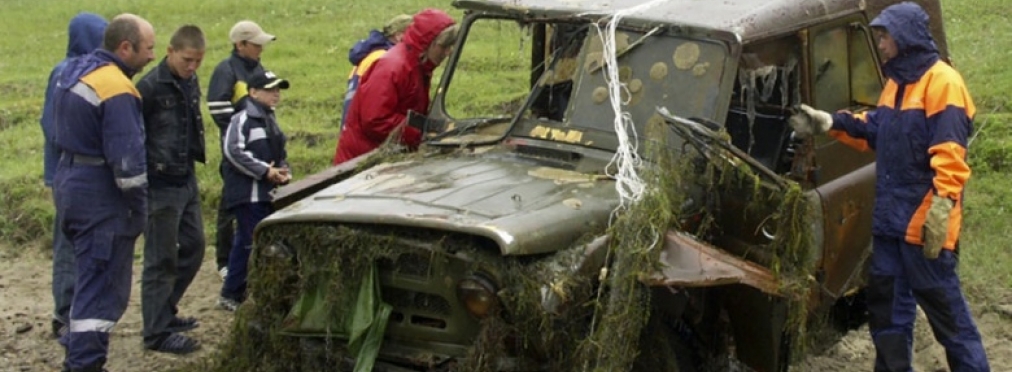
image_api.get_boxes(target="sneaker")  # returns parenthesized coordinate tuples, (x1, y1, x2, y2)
(51, 319, 68, 339)
(217, 296, 240, 312)
(166, 316, 199, 333)
(218, 267, 229, 280)
(146, 333, 201, 355)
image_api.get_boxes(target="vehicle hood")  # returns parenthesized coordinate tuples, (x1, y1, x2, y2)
(266, 153, 618, 255)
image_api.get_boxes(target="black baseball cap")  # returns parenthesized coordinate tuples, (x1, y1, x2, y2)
(247, 70, 290, 90)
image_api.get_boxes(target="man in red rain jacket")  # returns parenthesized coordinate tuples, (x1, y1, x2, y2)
(333, 8, 458, 165)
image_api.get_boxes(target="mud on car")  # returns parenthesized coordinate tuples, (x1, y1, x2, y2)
(220, 0, 954, 371)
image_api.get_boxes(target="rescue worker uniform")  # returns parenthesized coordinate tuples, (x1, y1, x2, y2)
(40, 12, 107, 338)
(332, 9, 456, 165)
(53, 49, 147, 372)
(340, 24, 401, 131)
(827, 3, 989, 371)
(136, 56, 206, 353)
(207, 49, 267, 276)
(219, 72, 290, 307)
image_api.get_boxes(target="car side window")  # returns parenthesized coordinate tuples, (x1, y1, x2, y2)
(809, 20, 884, 111)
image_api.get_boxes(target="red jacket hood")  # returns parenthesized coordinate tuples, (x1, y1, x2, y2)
(403, 9, 456, 56)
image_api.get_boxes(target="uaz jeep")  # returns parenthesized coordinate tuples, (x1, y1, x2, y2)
(222, 0, 953, 371)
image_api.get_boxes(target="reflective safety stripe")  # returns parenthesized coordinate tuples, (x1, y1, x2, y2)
(208, 101, 234, 115)
(209, 108, 235, 115)
(116, 172, 148, 190)
(248, 127, 267, 142)
(70, 318, 116, 333)
(70, 82, 101, 107)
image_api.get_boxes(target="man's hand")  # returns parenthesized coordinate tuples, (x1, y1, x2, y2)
(923, 195, 954, 259)
(788, 104, 833, 137)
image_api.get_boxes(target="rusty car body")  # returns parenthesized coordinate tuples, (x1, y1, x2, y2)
(247, 0, 953, 371)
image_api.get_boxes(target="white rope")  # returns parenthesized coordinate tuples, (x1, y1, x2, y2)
(594, 0, 668, 211)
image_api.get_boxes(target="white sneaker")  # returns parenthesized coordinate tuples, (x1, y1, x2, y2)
(219, 267, 228, 280)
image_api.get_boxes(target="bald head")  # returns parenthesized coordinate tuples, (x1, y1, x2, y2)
(103, 14, 155, 72)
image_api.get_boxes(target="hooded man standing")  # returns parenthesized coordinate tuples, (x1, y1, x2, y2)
(53, 13, 155, 372)
(332, 9, 458, 165)
(789, 2, 990, 371)
(40, 12, 107, 339)
(339, 14, 413, 132)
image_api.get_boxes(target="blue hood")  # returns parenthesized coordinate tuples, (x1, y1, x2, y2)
(870, 2, 939, 84)
(66, 12, 107, 58)
(348, 30, 393, 65)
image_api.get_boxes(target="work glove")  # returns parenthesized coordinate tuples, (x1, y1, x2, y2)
(922, 195, 954, 259)
(788, 104, 834, 137)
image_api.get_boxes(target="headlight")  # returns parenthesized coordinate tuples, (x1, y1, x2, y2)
(261, 241, 292, 259)
(456, 274, 499, 319)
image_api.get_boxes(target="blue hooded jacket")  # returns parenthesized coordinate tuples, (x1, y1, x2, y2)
(870, 2, 939, 84)
(340, 30, 395, 130)
(831, 2, 975, 247)
(349, 30, 394, 66)
(40, 13, 107, 186)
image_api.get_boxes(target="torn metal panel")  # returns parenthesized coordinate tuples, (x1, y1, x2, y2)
(644, 230, 780, 295)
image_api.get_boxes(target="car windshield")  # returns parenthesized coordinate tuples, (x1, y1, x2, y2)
(432, 16, 732, 153)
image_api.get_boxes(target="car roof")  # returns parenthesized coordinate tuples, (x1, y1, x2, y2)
(453, 0, 948, 53)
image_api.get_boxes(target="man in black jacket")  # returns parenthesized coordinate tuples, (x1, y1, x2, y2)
(206, 20, 275, 279)
(135, 25, 206, 354)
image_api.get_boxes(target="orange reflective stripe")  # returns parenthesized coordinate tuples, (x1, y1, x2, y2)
(945, 201, 963, 250)
(928, 142, 970, 199)
(357, 50, 387, 79)
(79, 64, 140, 101)
(920, 62, 976, 118)
(829, 129, 870, 152)
(905, 191, 931, 245)
(877, 80, 899, 109)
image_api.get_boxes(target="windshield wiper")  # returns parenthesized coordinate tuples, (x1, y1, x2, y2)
(657, 107, 789, 189)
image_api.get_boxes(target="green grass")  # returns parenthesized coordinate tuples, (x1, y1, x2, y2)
(1, 0, 1011, 302)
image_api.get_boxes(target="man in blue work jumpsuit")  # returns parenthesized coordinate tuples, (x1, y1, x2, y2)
(40, 12, 107, 339)
(52, 14, 156, 372)
(790, 3, 990, 371)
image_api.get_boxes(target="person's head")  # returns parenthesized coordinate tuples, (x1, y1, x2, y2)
(103, 14, 156, 71)
(230, 20, 275, 60)
(246, 70, 289, 108)
(401, 9, 456, 66)
(66, 12, 107, 58)
(166, 25, 205, 80)
(869, 2, 936, 64)
(424, 23, 459, 67)
(871, 27, 898, 63)
(382, 14, 413, 44)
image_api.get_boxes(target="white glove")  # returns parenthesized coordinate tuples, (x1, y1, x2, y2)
(788, 104, 833, 137)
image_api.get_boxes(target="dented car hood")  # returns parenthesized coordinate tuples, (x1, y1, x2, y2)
(266, 153, 618, 256)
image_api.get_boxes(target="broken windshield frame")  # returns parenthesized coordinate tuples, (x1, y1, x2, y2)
(428, 14, 736, 156)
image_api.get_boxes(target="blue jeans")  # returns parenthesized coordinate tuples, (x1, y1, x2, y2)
(51, 188, 74, 326)
(141, 176, 205, 346)
(867, 235, 990, 372)
(220, 202, 272, 302)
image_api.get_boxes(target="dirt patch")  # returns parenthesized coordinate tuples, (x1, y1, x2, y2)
(2, 247, 1011, 371)
(0, 248, 233, 371)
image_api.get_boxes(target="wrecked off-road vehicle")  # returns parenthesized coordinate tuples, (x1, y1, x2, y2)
(220, 0, 955, 371)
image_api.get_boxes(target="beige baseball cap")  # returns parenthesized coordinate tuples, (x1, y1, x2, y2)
(229, 20, 275, 45)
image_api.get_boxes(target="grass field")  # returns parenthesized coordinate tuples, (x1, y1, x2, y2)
(0, 0, 1010, 300)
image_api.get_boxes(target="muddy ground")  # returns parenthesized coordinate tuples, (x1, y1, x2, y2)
(2, 247, 1011, 371)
